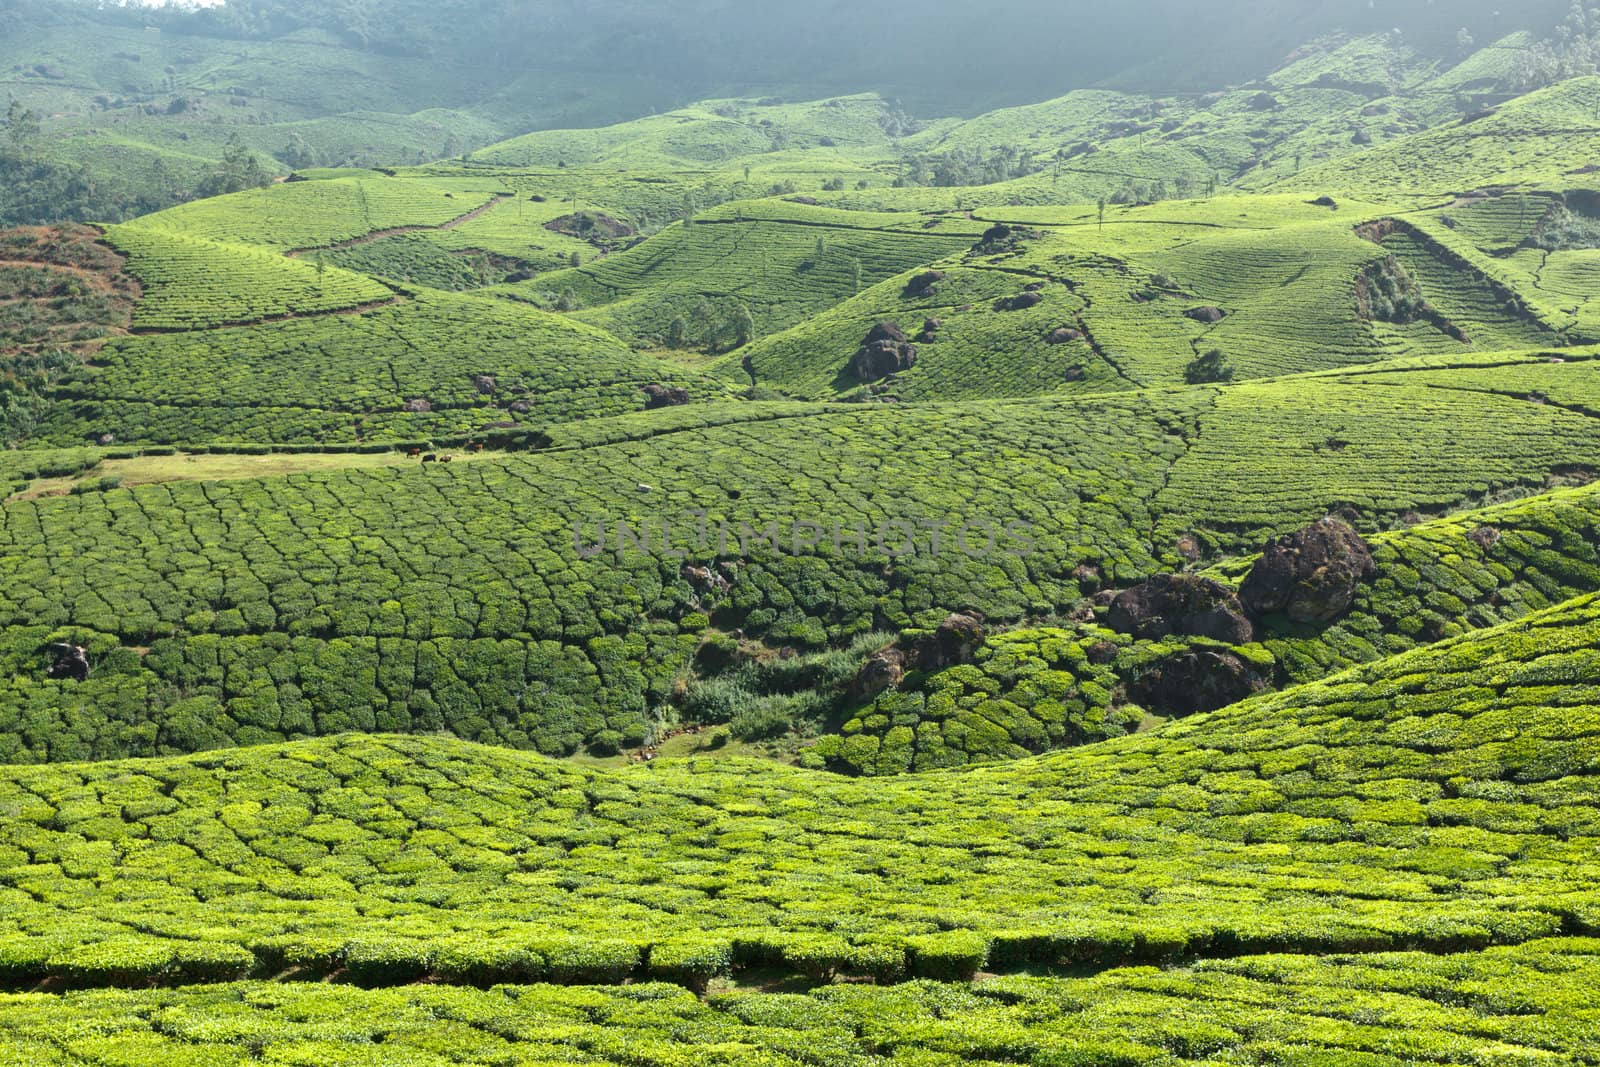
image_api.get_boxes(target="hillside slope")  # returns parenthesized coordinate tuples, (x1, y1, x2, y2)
(0, 591, 1596, 989)
(7, 355, 1600, 761)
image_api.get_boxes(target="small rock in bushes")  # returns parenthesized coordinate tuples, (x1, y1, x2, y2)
(853, 647, 906, 698)
(642, 383, 690, 409)
(903, 270, 946, 298)
(914, 612, 986, 670)
(995, 291, 1045, 312)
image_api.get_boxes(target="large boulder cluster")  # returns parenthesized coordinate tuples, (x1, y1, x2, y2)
(1106, 518, 1377, 718)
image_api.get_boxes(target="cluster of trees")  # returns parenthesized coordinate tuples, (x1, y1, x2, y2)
(1513, 2, 1600, 88)
(0, 349, 76, 446)
(1184, 347, 1235, 384)
(1, 96, 272, 226)
(894, 145, 1047, 188)
(1, 98, 164, 226)
(664, 300, 754, 352)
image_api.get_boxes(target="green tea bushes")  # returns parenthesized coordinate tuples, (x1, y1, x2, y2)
(740, 267, 1111, 401)
(0, 392, 1190, 757)
(0, 597, 1597, 983)
(1, 942, 1598, 1062)
(812, 627, 1140, 775)
(1154, 377, 1600, 550)
(544, 210, 975, 346)
(104, 226, 395, 331)
(37, 291, 729, 446)
(133, 176, 504, 251)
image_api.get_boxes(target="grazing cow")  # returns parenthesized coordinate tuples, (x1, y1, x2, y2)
(422, 454, 438, 463)
(440, 455, 454, 463)
(408, 448, 422, 458)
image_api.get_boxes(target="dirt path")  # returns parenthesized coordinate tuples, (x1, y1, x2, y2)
(284, 194, 512, 257)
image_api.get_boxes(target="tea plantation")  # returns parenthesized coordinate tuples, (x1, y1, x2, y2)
(0, 598, 1597, 1004)
(6, 19, 1600, 1060)
(3, 941, 1599, 1065)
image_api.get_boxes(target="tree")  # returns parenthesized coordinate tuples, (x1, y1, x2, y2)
(728, 304, 755, 349)
(690, 299, 718, 346)
(4, 97, 41, 155)
(1185, 348, 1235, 385)
(667, 317, 688, 349)
(569, 251, 582, 268)
(313, 252, 327, 293)
(281, 132, 319, 170)
(1456, 27, 1475, 58)
(1097, 198, 1106, 231)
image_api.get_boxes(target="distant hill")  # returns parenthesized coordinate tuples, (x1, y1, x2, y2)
(0, 0, 1578, 225)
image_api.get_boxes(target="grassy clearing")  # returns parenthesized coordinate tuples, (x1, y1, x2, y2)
(5, 449, 508, 502)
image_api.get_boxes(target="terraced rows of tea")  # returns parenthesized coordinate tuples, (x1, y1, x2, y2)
(7, 29, 1600, 1061)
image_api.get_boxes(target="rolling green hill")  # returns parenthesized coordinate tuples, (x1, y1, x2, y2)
(7, 8, 1600, 1059)
(0, 592, 1596, 1035)
(7, 354, 1600, 763)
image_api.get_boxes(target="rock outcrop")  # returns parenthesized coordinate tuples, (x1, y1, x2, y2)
(853, 648, 907, 699)
(1108, 573, 1255, 643)
(914, 612, 986, 671)
(642, 384, 691, 409)
(46, 644, 90, 682)
(1129, 650, 1269, 716)
(995, 291, 1045, 312)
(1239, 518, 1376, 623)
(852, 322, 918, 382)
(903, 271, 946, 299)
